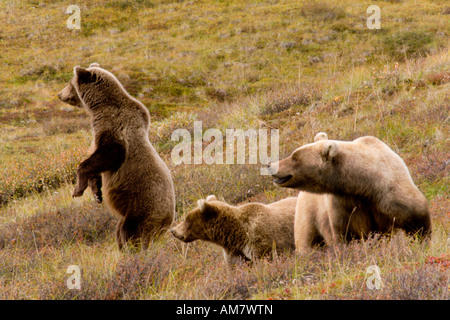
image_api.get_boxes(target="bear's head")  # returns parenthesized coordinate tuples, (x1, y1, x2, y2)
(58, 64, 150, 129)
(57, 63, 130, 113)
(170, 195, 220, 243)
(267, 132, 339, 193)
(57, 63, 101, 108)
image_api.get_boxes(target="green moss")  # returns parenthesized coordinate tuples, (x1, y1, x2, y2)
(300, 1, 346, 22)
(381, 31, 435, 60)
(106, 0, 155, 10)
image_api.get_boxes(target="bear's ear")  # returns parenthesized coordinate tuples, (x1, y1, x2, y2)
(197, 200, 217, 220)
(205, 195, 218, 202)
(314, 132, 328, 142)
(321, 141, 338, 161)
(89, 63, 100, 68)
(197, 199, 206, 211)
(74, 66, 93, 83)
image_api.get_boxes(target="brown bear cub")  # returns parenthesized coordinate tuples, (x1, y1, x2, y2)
(58, 63, 176, 250)
(170, 195, 297, 265)
(268, 132, 431, 252)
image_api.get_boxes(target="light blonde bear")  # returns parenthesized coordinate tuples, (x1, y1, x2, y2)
(268, 132, 431, 251)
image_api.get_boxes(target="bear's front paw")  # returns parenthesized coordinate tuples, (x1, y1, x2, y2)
(72, 185, 86, 198)
(93, 190, 103, 203)
(88, 177, 103, 204)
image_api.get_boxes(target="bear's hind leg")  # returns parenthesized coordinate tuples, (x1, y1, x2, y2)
(115, 218, 125, 250)
(142, 216, 174, 245)
(118, 215, 144, 251)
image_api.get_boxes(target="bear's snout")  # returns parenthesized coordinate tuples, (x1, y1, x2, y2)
(266, 162, 279, 175)
(57, 89, 67, 102)
(170, 224, 187, 241)
(169, 227, 178, 237)
(57, 88, 68, 103)
(269, 159, 294, 186)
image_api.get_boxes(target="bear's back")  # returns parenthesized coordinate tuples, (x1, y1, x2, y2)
(239, 198, 296, 255)
(352, 135, 416, 187)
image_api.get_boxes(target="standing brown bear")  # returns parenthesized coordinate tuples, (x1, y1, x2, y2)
(58, 63, 176, 250)
(170, 195, 297, 265)
(268, 132, 431, 252)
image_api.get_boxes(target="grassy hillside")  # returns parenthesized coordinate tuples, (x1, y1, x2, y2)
(0, 0, 449, 299)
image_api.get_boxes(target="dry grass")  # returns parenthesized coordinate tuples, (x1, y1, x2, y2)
(0, 210, 448, 299)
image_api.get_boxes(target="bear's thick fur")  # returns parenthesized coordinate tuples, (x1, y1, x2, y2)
(58, 63, 176, 249)
(170, 195, 297, 264)
(269, 133, 431, 251)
